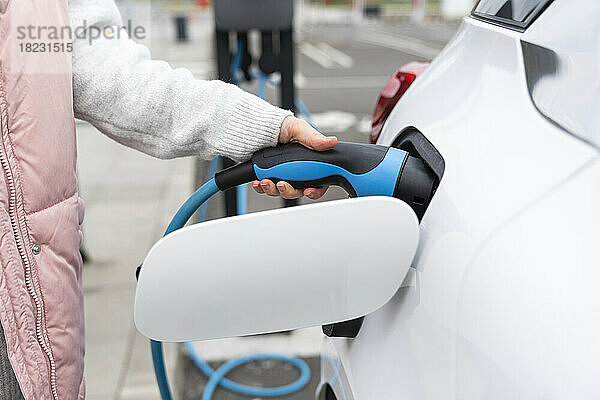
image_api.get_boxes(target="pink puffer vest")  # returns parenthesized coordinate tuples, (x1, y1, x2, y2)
(0, 0, 85, 399)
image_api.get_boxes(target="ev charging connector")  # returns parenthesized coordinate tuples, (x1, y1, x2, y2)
(215, 141, 437, 220)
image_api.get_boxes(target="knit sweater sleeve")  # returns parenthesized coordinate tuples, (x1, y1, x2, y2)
(68, 0, 292, 161)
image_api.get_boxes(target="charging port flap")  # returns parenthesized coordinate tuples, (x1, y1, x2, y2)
(134, 197, 419, 342)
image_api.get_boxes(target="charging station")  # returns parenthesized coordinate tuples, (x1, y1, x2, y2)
(213, 0, 298, 214)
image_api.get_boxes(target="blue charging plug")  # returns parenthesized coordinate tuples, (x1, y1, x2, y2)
(215, 141, 436, 220)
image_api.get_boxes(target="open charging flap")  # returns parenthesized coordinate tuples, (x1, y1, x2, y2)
(134, 196, 419, 342)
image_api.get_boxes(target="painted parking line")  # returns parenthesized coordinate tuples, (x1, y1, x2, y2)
(295, 71, 308, 88)
(299, 42, 355, 69)
(316, 42, 354, 68)
(357, 30, 442, 59)
(300, 42, 337, 68)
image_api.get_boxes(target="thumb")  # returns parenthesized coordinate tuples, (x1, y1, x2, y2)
(301, 129, 338, 151)
(285, 118, 337, 151)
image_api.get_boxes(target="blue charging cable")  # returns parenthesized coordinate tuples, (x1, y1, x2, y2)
(151, 179, 220, 400)
(151, 178, 310, 400)
(185, 343, 310, 399)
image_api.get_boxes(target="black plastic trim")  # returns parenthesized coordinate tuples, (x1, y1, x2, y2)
(392, 127, 445, 185)
(322, 317, 364, 338)
(470, 0, 554, 31)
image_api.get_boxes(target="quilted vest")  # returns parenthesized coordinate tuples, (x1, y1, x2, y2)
(0, 0, 86, 398)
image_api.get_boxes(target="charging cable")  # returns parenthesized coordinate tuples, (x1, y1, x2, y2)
(151, 178, 310, 400)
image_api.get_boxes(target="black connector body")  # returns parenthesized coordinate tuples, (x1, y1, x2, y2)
(394, 155, 437, 221)
(214, 160, 256, 191)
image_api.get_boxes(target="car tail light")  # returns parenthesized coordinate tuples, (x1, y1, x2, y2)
(371, 61, 430, 144)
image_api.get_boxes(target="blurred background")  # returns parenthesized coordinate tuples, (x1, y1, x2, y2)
(77, 0, 472, 398)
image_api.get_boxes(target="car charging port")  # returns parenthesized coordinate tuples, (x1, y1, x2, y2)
(392, 127, 444, 220)
(394, 155, 437, 221)
(323, 128, 444, 339)
(393, 127, 445, 191)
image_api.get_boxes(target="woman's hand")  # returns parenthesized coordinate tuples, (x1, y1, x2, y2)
(251, 116, 337, 200)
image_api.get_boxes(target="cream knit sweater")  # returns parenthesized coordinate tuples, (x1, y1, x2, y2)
(69, 0, 292, 161)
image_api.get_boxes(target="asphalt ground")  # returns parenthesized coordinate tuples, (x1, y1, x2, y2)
(183, 19, 460, 400)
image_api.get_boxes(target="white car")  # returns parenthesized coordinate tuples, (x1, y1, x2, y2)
(318, 0, 600, 399)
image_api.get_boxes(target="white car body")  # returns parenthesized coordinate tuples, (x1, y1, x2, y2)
(319, 1, 600, 399)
